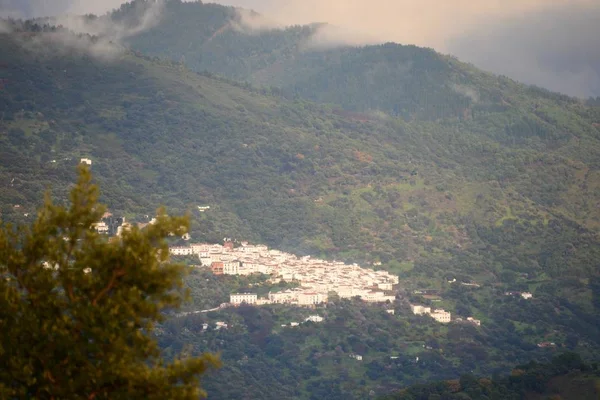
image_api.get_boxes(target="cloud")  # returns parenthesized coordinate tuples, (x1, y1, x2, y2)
(214, 0, 594, 48)
(446, 3, 600, 98)
(2, 0, 165, 60)
(0, 0, 72, 18)
(65, 0, 129, 16)
(231, 8, 378, 49)
(217, 0, 600, 97)
(52, 0, 164, 41)
(231, 7, 282, 32)
(3, 0, 600, 96)
(301, 23, 380, 50)
(18, 29, 123, 60)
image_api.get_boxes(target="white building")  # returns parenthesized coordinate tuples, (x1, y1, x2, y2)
(305, 315, 324, 323)
(80, 158, 92, 165)
(521, 292, 533, 300)
(116, 222, 131, 237)
(223, 261, 240, 275)
(170, 246, 194, 256)
(230, 293, 258, 305)
(335, 285, 355, 299)
(215, 321, 228, 330)
(93, 221, 109, 234)
(378, 282, 394, 291)
(269, 290, 300, 304)
(298, 292, 327, 305)
(430, 309, 451, 323)
(349, 354, 363, 361)
(386, 309, 395, 315)
(362, 291, 394, 303)
(467, 317, 481, 326)
(411, 305, 432, 315)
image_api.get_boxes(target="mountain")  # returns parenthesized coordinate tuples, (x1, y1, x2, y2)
(1, 21, 600, 399)
(118, 0, 515, 120)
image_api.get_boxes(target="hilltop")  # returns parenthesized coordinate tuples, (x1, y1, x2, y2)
(1, 23, 600, 398)
(121, 0, 596, 121)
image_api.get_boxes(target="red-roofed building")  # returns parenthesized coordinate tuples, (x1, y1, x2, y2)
(211, 262, 224, 275)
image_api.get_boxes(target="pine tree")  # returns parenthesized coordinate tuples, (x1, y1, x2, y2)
(0, 166, 219, 399)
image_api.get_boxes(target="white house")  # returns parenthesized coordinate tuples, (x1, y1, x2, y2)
(305, 315, 324, 323)
(269, 290, 300, 304)
(223, 261, 240, 275)
(410, 305, 432, 315)
(349, 354, 363, 361)
(80, 158, 92, 165)
(230, 293, 258, 305)
(170, 246, 194, 256)
(430, 309, 451, 324)
(93, 221, 109, 234)
(335, 285, 355, 298)
(215, 321, 228, 330)
(298, 292, 327, 305)
(467, 317, 481, 326)
(521, 292, 533, 300)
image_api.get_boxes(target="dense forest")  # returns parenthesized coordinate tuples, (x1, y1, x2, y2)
(381, 352, 600, 400)
(1, 6, 600, 398)
(120, 0, 595, 122)
(151, 268, 600, 399)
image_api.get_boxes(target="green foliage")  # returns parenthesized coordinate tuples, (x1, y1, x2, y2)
(2, 22, 600, 399)
(380, 353, 600, 400)
(123, 1, 473, 120)
(155, 272, 600, 399)
(0, 166, 219, 399)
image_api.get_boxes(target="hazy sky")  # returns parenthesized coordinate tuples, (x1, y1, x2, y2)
(2, 0, 599, 97)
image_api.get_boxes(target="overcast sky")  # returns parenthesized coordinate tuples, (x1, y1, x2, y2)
(2, 0, 599, 97)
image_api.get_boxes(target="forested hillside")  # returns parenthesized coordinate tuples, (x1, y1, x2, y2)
(121, 0, 598, 121)
(152, 269, 600, 399)
(380, 353, 600, 400)
(1, 22, 600, 399)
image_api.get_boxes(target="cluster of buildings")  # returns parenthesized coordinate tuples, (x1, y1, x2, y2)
(92, 212, 130, 237)
(505, 291, 533, 300)
(410, 304, 452, 323)
(281, 315, 324, 328)
(410, 304, 481, 326)
(92, 211, 165, 237)
(170, 241, 398, 306)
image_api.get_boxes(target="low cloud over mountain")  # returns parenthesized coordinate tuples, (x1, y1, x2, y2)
(2, 0, 599, 97)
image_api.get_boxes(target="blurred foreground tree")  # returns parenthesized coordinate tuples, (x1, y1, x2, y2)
(0, 166, 219, 399)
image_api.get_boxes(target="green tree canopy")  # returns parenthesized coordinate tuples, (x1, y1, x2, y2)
(0, 166, 219, 399)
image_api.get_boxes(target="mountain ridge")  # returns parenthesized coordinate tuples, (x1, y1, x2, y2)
(1, 21, 600, 399)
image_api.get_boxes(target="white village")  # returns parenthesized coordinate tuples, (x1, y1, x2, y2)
(89, 208, 478, 326)
(169, 241, 398, 307)
(168, 241, 483, 325)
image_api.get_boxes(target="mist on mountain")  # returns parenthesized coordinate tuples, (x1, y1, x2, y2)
(6, 0, 599, 97)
